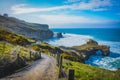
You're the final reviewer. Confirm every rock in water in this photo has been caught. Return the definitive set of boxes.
[56,32,63,38]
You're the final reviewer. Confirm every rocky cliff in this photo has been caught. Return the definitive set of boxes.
[59,39,110,62]
[0,14,53,40]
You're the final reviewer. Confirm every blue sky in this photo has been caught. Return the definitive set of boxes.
[0,0,120,28]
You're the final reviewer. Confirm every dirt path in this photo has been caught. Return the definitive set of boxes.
[1,54,58,80]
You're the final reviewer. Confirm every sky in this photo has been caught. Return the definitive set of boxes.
[0,0,120,28]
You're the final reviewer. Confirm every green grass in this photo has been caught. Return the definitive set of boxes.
[0,42,14,63]
[0,42,38,64]
[0,29,30,46]
[19,47,30,59]
[74,44,98,50]
[63,59,120,80]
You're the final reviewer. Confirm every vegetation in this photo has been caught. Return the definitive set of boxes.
[0,29,31,46]
[63,59,120,80]
[30,42,84,62]
[74,44,98,50]
[0,42,13,64]
[0,29,119,80]
[0,41,42,63]
[32,42,119,80]
[30,42,62,54]
[0,41,42,77]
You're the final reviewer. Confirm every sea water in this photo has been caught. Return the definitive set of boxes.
[45,28,120,71]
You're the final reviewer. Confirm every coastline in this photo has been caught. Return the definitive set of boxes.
[45,32,120,71]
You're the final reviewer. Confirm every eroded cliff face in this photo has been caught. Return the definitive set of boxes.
[59,39,110,62]
[0,14,53,40]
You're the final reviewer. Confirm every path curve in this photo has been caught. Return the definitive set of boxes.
[1,54,57,80]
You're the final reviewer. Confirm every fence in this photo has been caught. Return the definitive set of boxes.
[56,53,75,80]
[0,45,41,78]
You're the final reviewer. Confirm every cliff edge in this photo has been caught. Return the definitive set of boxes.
[0,14,53,40]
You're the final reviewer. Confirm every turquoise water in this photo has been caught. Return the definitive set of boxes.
[47,28,120,71]
[51,28,120,42]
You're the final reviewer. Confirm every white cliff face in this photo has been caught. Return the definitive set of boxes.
[0,14,53,40]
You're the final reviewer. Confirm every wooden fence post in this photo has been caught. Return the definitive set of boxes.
[57,53,60,66]
[39,51,41,58]
[17,53,20,64]
[30,50,32,60]
[68,69,74,80]
[17,53,20,59]
[59,55,63,78]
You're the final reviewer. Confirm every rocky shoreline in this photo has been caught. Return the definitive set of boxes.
[31,38,110,63]
[59,39,110,62]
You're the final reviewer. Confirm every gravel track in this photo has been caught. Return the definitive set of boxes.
[1,54,57,80]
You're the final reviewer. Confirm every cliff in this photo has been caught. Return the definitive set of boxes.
[0,14,53,40]
[59,39,110,62]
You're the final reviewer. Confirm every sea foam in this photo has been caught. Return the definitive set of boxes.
[45,33,93,47]
[45,33,120,71]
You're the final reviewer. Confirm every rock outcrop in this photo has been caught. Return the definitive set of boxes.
[86,39,98,45]
[60,39,110,62]
[0,14,53,40]
[56,32,63,38]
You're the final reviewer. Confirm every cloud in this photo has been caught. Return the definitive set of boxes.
[13,14,119,28]
[36,14,114,24]
[11,4,69,14]
[68,0,112,10]
[11,0,112,14]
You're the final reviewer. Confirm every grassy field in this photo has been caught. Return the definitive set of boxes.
[0,42,37,65]
[63,59,120,80]
[1,39,119,80]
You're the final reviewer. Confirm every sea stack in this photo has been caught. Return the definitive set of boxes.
[56,32,63,38]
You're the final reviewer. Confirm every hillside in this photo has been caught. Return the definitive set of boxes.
[0,29,31,45]
[0,29,41,78]
[0,14,53,40]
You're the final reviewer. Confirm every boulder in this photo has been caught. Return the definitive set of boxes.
[56,32,63,38]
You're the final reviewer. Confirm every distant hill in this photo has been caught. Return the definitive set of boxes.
[0,14,53,40]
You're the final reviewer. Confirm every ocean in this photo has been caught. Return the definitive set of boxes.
[45,28,120,71]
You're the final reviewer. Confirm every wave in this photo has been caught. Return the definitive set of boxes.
[45,33,93,47]
[45,33,120,71]
[98,41,120,54]
[85,55,120,71]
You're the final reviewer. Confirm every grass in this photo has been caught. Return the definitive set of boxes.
[19,47,30,59]
[0,42,14,63]
[0,29,30,46]
[74,44,98,50]
[63,59,120,80]
[0,42,38,64]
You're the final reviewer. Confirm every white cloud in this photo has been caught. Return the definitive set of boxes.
[69,0,112,10]
[14,14,119,28]
[36,14,111,24]
[11,4,70,14]
[11,0,112,14]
